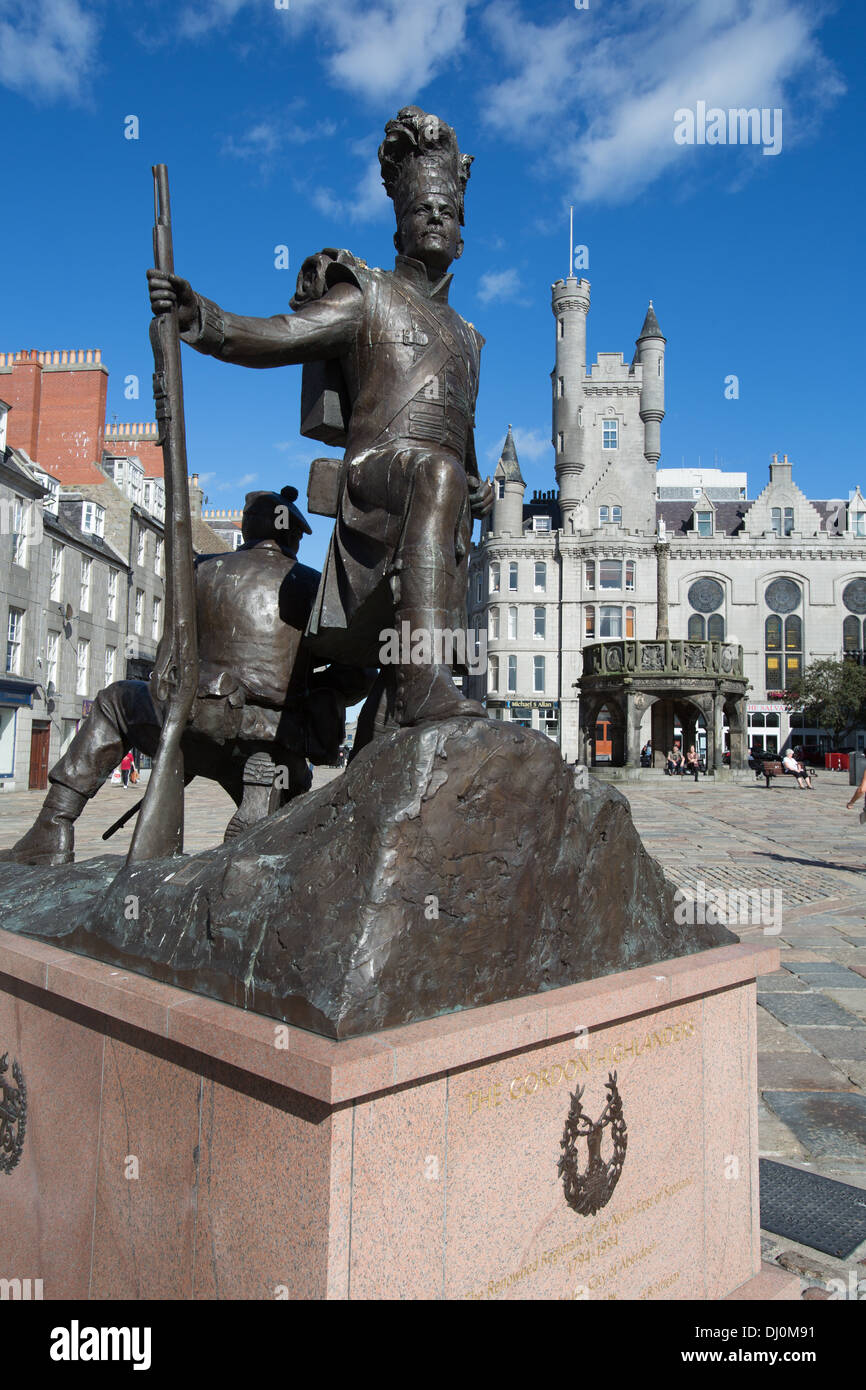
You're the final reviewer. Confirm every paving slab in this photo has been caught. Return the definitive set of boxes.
[757,1005,811,1053]
[758,1053,856,1092]
[756,970,810,992]
[763,1092,866,1161]
[819,990,866,1020]
[790,963,866,988]
[790,1029,866,1062]
[757,1099,808,1161]
[757,992,866,1029]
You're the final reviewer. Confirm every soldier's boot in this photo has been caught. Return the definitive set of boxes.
[223,752,282,841]
[0,783,88,867]
[390,555,487,727]
[0,699,130,867]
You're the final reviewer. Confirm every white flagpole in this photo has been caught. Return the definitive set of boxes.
[569,205,573,277]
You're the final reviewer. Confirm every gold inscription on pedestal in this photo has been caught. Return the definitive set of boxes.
[461,1177,695,1301]
[465,1018,695,1118]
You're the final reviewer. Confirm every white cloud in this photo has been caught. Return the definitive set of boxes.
[222,119,338,162]
[178,0,251,40]
[323,0,471,103]
[0,0,99,102]
[511,428,550,462]
[215,472,258,491]
[177,0,472,103]
[477,267,525,305]
[310,156,391,224]
[482,0,844,205]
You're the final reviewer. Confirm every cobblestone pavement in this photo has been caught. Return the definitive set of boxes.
[621,771,866,1296]
[2,766,865,1294]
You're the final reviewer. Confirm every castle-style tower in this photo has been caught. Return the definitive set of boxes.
[634,302,665,464]
[550,277,591,529]
[492,424,526,536]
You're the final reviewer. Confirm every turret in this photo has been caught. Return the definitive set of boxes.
[492,425,525,537]
[551,276,590,526]
[635,301,665,464]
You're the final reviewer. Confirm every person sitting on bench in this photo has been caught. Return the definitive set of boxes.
[782,748,812,789]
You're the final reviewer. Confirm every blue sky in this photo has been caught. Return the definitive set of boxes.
[1,0,862,572]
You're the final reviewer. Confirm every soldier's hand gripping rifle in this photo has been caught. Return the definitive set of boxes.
[126,166,199,863]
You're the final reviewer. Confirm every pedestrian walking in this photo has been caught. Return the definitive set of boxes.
[120,751,134,788]
[846,761,866,816]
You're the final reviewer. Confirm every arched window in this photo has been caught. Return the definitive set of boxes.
[489,607,500,640]
[843,615,861,652]
[488,656,499,692]
[489,562,500,593]
[688,614,705,640]
[508,562,518,591]
[534,607,546,639]
[785,614,802,685]
[708,614,725,640]
[507,607,517,640]
[765,615,782,692]
[625,606,635,639]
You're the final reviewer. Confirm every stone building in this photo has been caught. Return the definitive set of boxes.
[0,414,129,789]
[0,353,226,791]
[467,277,866,770]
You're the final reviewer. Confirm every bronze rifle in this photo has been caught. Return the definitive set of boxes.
[126,165,199,863]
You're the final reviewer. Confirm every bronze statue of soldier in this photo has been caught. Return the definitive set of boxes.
[147,106,493,735]
[2,489,368,866]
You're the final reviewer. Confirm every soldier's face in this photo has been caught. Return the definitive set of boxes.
[396,196,463,273]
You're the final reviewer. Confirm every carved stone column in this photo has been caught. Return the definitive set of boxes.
[624,689,643,768]
[713,693,725,771]
[655,541,670,641]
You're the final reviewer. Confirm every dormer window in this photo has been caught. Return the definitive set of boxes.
[533,515,551,533]
[599,505,622,525]
[497,479,505,499]
[127,463,143,505]
[696,511,713,537]
[81,501,105,538]
[33,472,59,516]
[851,511,866,537]
[771,506,794,537]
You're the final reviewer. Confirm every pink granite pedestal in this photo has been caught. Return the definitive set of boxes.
[0,929,799,1300]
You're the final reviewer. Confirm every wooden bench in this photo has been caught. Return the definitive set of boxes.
[760,759,784,787]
